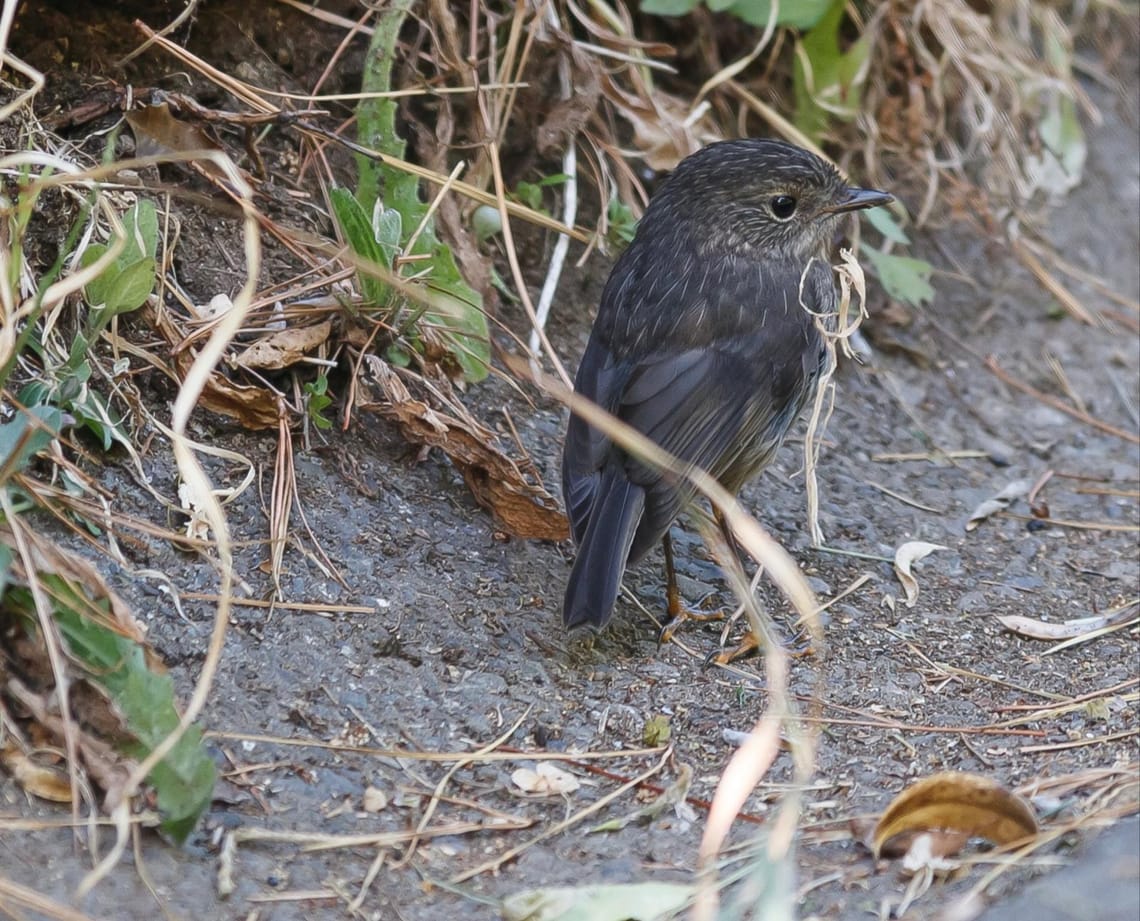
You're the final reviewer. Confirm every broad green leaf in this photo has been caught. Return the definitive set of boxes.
[330,187,392,305]
[640,0,700,14]
[793,0,870,140]
[79,242,114,308]
[864,206,910,245]
[71,387,129,451]
[728,0,833,29]
[862,248,935,307]
[373,206,403,268]
[105,257,157,314]
[353,0,489,381]
[46,579,216,842]
[0,405,63,480]
[126,198,159,262]
[80,200,159,312]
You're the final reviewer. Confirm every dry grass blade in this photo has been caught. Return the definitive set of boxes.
[0,877,101,921]
[84,147,261,895]
[985,356,1140,445]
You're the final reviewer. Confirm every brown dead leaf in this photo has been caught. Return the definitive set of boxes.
[874,772,1039,859]
[233,319,332,371]
[142,302,281,429]
[357,357,568,541]
[126,100,224,160]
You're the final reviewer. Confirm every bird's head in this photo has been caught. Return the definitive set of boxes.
[644,139,893,263]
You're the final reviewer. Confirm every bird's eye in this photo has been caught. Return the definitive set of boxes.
[769,195,797,220]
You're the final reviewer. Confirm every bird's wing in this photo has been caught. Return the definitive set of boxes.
[617,341,803,555]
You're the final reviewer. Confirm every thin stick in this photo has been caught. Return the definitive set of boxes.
[985,355,1139,445]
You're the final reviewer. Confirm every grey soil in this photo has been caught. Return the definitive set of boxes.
[1,6,1137,921]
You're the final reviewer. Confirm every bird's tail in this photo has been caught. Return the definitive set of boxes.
[562,472,645,630]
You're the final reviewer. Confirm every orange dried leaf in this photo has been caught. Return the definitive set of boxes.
[873,772,1038,859]
[359,358,568,541]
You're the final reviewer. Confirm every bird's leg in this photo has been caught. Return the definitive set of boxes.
[657,530,725,646]
[707,510,814,664]
[707,509,762,663]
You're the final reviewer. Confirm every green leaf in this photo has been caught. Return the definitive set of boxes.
[105,257,157,315]
[126,198,159,262]
[606,198,639,249]
[303,374,333,430]
[330,187,393,306]
[0,405,63,480]
[70,387,130,451]
[862,248,935,307]
[793,0,870,141]
[47,580,215,842]
[373,206,403,269]
[352,1,490,381]
[79,242,114,307]
[728,0,833,29]
[79,200,158,315]
[0,544,12,597]
[640,0,699,14]
[514,180,545,212]
[864,206,910,245]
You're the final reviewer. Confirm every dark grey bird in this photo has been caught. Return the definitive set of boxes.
[561,138,891,653]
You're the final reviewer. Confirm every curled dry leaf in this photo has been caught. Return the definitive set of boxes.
[511,762,580,796]
[966,479,1034,531]
[233,319,332,371]
[357,357,569,541]
[0,743,73,803]
[997,602,1139,640]
[893,541,946,607]
[873,771,1039,860]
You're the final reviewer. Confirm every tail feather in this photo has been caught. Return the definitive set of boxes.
[562,473,645,630]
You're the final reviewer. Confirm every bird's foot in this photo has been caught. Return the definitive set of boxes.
[704,627,816,666]
[657,601,726,647]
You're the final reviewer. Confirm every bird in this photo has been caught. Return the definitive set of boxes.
[560,138,891,656]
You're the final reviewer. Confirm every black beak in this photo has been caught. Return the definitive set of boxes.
[824,186,894,214]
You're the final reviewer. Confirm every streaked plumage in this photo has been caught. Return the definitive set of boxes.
[561,139,891,633]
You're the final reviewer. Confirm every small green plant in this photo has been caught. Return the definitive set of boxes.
[334,0,490,383]
[303,372,334,430]
[641,0,833,30]
[19,198,159,450]
[606,197,639,248]
[1,181,214,844]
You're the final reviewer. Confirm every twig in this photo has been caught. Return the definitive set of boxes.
[984,355,1139,445]
[1020,727,1139,754]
